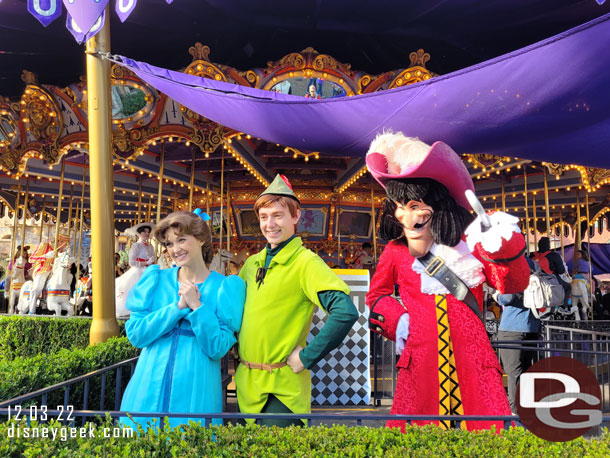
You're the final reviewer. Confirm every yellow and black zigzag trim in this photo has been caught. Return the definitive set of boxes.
[436,294,464,430]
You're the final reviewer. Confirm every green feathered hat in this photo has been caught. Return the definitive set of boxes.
[259,174,300,204]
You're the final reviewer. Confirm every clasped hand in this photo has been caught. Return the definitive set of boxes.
[177,280,202,311]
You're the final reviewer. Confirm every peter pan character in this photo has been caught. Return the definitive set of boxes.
[236,174,359,426]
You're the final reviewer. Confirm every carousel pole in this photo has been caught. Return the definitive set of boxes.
[188,149,195,211]
[72,201,80,256]
[219,151,224,253]
[560,211,565,259]
[226,182,231,252]
[501,178,506,212]
[156,143,165,223]
[585,191,594,319]
[19,179,30,257]
[9,180,22,264]
[206,172,211,230]
[337,194,341,266]
[523,169,530,255]
[371,185,377,264]
[543,168,551,238]
[576,192,582,251]
[75,168,87,290]
[38,200,45,244]
[66,184,74,242]
[136,176,142,224]
[146,195,152,222]
[53,157,65,253]
[532,193,538,250]
[86,5,120,343]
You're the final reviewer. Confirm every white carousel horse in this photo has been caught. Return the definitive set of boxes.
[71,262,92,315]
[7,256,26,314]
[18,251,75,316]
[19,249,55,314]
[571,275,592,320]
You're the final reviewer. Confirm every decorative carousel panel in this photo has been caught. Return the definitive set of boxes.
[257,48,361,97]
[335,208,374,239]
[0,104,20,150]
[298,207,329,237]
[18,86,61,146]
[181,44,228,129]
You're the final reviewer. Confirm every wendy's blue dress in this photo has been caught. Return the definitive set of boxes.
[119,265,245,429]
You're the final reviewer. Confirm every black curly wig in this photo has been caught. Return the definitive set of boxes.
[379,178,474,247]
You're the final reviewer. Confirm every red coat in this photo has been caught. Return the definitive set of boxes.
[367,234,529,431]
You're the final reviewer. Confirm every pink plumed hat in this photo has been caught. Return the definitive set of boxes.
[366,132,474,208]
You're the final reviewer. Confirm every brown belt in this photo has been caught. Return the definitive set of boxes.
[240,359,287,374]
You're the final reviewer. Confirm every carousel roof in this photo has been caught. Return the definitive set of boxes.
[0,0,609,242]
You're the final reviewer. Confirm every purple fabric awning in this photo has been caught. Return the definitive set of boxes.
[116,12,610,168]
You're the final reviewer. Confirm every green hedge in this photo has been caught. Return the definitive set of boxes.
[0,337,139,410]
[0,421,608,457]
[0,315,126,361]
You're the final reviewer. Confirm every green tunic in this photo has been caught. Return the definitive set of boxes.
[236,236,351,416]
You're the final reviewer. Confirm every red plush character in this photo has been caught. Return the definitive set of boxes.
[365,132,529,431]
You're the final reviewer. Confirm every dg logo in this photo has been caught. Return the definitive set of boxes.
[517,356,602,441]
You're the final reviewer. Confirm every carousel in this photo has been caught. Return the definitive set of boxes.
[1,24,610,330]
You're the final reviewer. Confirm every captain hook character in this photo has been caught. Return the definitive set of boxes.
[365,132,529,431]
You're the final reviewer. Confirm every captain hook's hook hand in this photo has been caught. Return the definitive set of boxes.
[464,189,523,254]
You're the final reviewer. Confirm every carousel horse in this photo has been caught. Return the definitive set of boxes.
[209,249,234,275]
[71,262,92,316]
[18,251,75,316]
[571,275,592,320]
[7,256,26,314]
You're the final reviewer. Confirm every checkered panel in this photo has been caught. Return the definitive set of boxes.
[308,270,371,405]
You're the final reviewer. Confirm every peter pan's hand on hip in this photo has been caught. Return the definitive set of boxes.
[287,345,305,373]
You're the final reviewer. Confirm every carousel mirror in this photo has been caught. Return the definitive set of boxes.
[270,77,347,99]
[111,83,149,119]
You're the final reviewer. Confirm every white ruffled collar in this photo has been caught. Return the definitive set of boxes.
[412,241,485,295]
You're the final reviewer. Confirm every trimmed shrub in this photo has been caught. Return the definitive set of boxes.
[0,337,139,409]
[0,315,126,361]
[0,420,609,457]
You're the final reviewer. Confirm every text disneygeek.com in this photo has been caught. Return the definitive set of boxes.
[7,423,134,441]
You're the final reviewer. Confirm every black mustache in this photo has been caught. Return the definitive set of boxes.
[413,218,431,229]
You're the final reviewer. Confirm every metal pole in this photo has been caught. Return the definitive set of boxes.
[76,171,87,288]
[543,168,551,236]
[72,201,80,257]
[524,169,530,256]
[532,193,538,250]
[226,182,231,252]
[337,194,341,266]
[188,149,195,211]
[219,151,224,253]
[585,191,593,319]
[156,143,165,223]
[19,178,30,257]
[53,157,65,253]
[501,179,506,213]
[560,211,565,259]
[66,184,74,242]
[86,5,120,344]
[206,172,211,232]
[137,175,142,224]
[576,192,581,251]
[9,180,22,264]
[371,185,377,264]
[146,195,152,222]
[38,200,45,244]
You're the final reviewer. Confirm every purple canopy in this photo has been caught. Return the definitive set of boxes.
[116,12,610,168]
